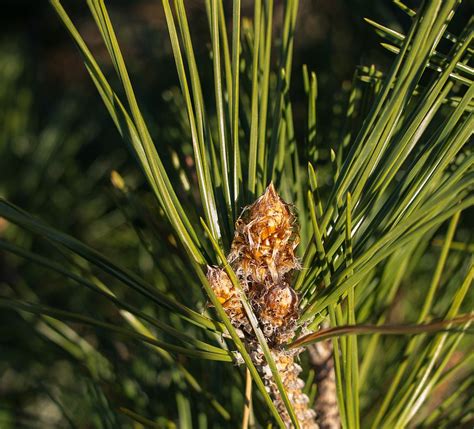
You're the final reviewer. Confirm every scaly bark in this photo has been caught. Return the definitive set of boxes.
[308,340,340,429]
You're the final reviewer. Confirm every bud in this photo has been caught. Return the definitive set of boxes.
[206,266,249,332]
[259,284,299,333]
[228,183,300,284]
[206,266,233,304]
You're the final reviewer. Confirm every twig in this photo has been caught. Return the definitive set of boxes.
[308,339,341,429]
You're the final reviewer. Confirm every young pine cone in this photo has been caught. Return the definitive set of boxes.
[206,183,318,428]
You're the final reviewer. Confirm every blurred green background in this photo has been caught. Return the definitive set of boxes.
[0,1,472,428]
[0,0,403,233]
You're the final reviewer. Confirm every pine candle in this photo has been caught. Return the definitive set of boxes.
[208,184,318,428]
